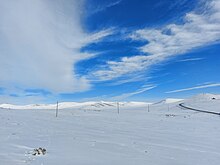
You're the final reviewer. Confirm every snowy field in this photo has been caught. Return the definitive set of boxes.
[0,94,220,165]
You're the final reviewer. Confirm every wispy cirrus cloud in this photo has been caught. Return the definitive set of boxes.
[0,0,112,96]
[108,75,151,86]
[90,0,122,14]
[166,83,220,93]
[92,0,220,81]
[111,84,157,100]
[177,57,205,62]
[79,84,156,101]
[93,55,155,81]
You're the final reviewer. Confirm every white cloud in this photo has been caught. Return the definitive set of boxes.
[93,55,154,81]
[178,57,204,62]
[166,83,220,93]
[90,0,122,14]
[108,75,151,86]
[111,84,156,100]
[93,0,220,81]
[0,0,112,94]
[0,94,53,105]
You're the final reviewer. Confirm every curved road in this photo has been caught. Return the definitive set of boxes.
[179,103,220,116]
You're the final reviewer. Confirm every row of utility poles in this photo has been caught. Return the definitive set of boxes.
[54,101,171,117]
[115,103,171,113]
[55,101,121,117]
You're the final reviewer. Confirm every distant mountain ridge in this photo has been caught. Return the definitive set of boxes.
[0,101,151,110]
[153,98,184,105]
[1,93,219,110]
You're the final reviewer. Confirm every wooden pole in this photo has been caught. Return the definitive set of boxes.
[117,102,119,114]
[56,101,59,117]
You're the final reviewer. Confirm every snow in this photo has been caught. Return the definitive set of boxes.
[153,98,183,105]
[0,101,151,110]
[0,94,220,165]
[186,93,220,102]
[183,93,220,113]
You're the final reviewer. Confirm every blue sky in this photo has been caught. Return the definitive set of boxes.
[0,0,220,104]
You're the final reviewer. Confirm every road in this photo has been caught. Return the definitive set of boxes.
[179,103,220,115]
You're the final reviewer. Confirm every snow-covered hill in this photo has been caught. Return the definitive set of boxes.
[153,98,183,105]
[187,93,220,102]
[0,101,151,110]
[182,93,220,113]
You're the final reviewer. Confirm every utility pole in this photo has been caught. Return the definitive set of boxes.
[117,102,120,114]
[56,101,59,117]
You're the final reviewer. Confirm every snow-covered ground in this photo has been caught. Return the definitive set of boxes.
[0,94,220,165]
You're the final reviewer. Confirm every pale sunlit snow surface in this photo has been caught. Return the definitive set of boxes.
[0,94,220,165]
